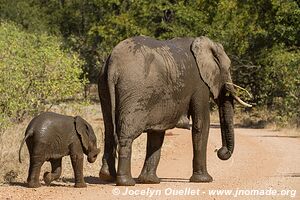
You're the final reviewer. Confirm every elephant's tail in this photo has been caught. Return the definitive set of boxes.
[18,129,33,163]
[107,57,119,158]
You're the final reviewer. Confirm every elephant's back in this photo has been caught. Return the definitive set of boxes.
[108,36,201,101]
[31,112,72,126]
[109,36,197,83]
[27,112,75,157]
[113,36,168,52]
[29,112,74,138]
[111,36,194,59]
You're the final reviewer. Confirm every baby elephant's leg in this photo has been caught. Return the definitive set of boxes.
[27,156,44,188]
[44,158,62,185]
[70,153,86,188]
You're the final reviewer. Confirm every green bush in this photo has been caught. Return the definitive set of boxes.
[1,0,298,127]
[0,21,86,131]
[259,45,300,126]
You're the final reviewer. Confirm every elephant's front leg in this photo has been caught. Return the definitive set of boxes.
[138,131,165,184]
[190,103,213,182]
[116,137,135,186]
[44,158,62,185]
[70,153,86,188]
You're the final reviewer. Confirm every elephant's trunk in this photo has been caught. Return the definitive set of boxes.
[88,148,100,163]
[217,88,234,160]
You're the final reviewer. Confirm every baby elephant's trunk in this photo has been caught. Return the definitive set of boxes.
[87,148,100,163]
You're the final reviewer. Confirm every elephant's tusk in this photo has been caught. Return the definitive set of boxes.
[226,82,253,98]
[233,94,253,107]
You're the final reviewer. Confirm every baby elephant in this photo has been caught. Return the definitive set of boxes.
[19,112,100,188]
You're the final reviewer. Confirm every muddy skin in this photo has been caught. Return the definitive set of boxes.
[175,115,190,130]
[18,112,100,188]
[99,36,237,186]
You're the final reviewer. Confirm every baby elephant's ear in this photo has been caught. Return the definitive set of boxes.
[74,116,89,152]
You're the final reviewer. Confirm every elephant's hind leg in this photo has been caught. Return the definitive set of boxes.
[44,158,62,185]
[116,136,136,186]
[116,114,145,186]
[99,154,116,182]
[138,131,165,184]
[99,130,116,182]
[27,156,44,188]
[98,81,117,182]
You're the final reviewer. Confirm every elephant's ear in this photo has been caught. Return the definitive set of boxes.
[191,36,231,99]
[74,116,89,152]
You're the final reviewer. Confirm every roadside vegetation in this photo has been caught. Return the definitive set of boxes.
[0,22,86,131]
[1,0,298,130]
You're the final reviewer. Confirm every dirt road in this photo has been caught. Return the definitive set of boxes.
[1,125,299,200]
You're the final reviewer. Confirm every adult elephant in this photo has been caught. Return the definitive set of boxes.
[98,36,251,186]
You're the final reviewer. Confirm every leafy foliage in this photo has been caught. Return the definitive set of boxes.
[0,21,86,130]
[259,45,299,125]
[0,0,299,126]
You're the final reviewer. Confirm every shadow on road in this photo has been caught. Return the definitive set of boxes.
[63,176,114,185]
[280,173,300,177]
[160,178,190,183]
[85,176,115,185]
[8,176,115,188]
[8,181,27,187]
[258,135,300,138]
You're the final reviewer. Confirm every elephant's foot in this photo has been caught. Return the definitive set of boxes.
[43,172,52,185]
[28,181,41,188]
[74,182,87,188]
[116,175,136,186]
[99,166,116,182]
[138,173,160,184]
[190,172,213,183]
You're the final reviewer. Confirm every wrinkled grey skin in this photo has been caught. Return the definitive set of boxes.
[98,36,236,186]
[19,112,100,188]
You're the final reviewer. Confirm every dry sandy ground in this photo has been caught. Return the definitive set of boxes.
[0,125,299,200]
